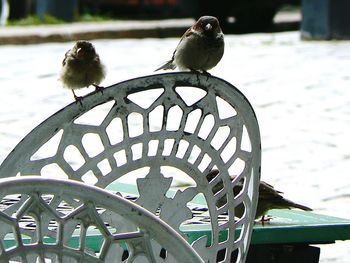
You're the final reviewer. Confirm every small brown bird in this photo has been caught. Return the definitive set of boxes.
[155,16,224,74]
[251,180,312,221]
[207,169,312,221]
[60,40,106,101]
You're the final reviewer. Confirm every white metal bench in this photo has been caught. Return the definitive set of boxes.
[0,72,261,263]
[0,176,203,262]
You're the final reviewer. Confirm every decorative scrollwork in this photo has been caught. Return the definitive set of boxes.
[0,73,261,263]
[0,177,202,262]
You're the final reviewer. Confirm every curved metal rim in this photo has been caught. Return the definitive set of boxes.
[0,176,204,263]
[0,72,261,178]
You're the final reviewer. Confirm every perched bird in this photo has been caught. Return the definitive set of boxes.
[60,40,106,101]
[155,16,224,74]
[251,180,312,221]
[207,169,312,221]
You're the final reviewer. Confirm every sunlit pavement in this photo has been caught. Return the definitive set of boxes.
[0,28,349,262]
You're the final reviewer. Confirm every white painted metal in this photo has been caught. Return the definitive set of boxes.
[0,176,203,262]
[0,72,261,262]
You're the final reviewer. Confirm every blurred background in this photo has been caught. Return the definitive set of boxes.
[1,0,301,32]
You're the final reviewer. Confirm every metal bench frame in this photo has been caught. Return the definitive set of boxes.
[0,72,261,262]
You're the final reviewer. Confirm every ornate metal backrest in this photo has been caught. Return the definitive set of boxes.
[0,72,261,263]
[0,177,203,263]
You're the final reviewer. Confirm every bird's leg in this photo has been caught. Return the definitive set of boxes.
[72,90,83,104]
[92,84,104,94]
[190,69,201,83]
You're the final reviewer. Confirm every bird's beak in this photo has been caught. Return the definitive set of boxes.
[205,23,212,31]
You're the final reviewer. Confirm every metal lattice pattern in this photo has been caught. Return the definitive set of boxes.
[0,73,261,263]
[0,177,203,263]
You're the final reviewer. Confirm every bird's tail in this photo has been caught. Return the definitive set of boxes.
[282,198,312,211]
[155,60,176,71]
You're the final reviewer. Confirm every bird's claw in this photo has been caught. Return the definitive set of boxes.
[190,69,211,82]
[190,69,202,83]
[74,96,83,105]
[72,90,83,105]
[259,215,274,226]
[202,70,211,81]
[93,84,104,94]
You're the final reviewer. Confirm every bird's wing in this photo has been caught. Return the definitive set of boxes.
[171,27,196,59]
[155,26,197,71]
[260,181,283,194]
[259,182,284,200]
[259,181,312,211]
[270,197,313,211]
[62,49,71,66]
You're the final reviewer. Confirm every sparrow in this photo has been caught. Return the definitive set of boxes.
[60,40,106,101]
[207,170,312,221]
[155,16,224,74]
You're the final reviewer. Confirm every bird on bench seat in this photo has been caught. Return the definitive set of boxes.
[207,169,312,222]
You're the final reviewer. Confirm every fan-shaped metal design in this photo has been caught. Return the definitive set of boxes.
[0,72,261,263]
[0,177,203,262]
